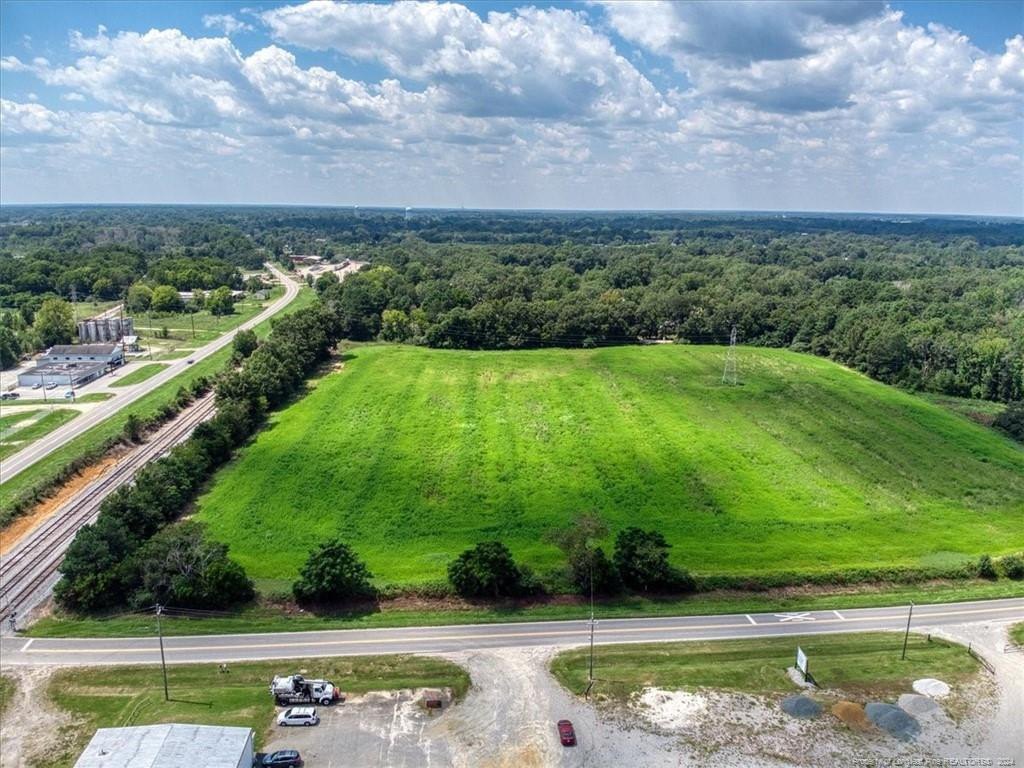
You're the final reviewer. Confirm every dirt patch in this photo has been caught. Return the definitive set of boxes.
[0,666,81,768]
[0,456,120,555]
[831,701,871,730]
[635,688,708,727]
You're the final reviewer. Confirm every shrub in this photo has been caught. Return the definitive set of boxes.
[233,328,258,359]
[130,522,254,609]
[293,538,375,604]
[546,513,622,596]
[614,527,694,593]
[977,554,998,580]
[447,541,526,598]
[1001,554,1024,580]
[994,402,1024,443]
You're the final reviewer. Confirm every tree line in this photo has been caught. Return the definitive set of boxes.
[317,235,1024,405]
[54,307,342,612]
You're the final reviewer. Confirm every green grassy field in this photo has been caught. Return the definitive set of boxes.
[0,285,316,521]
[135,287,284,357]
[43,655,469,768]
[196,344,1024,589]
[108,363,169,387]
[550,632,979,700]
[0,408,80,460]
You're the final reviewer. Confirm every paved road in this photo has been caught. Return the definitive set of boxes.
[2,597,1020,666]
[0,265,300,484]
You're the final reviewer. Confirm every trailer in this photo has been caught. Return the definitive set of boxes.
[270,675,341,706]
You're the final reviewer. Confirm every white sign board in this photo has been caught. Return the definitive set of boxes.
[795,646,808,676]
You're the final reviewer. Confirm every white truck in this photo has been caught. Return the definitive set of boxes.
[270,675,341,706]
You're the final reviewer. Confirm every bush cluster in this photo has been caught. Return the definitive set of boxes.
[55,305,343,613]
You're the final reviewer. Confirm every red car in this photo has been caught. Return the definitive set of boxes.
[557,719,576,746]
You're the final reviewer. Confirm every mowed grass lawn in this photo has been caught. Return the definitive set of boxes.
[0,408,80,460]
[196,345,1024,588]
[45,656,469,768]
[550,632,979,700]
[108,362,169,387]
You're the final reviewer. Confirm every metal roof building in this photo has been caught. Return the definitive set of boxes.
[73,724,254,768]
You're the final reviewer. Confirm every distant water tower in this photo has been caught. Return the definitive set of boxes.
[404,206,412,223]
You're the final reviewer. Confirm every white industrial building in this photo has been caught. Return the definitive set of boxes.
[17,344,124,388]
[74,724,254,768]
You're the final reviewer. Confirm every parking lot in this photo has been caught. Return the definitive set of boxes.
[263,689,455,768]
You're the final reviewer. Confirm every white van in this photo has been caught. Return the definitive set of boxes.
[276,707,319,727]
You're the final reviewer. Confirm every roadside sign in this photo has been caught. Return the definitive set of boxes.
[796,646,808,677]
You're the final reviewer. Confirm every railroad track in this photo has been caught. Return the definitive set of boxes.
[0,393,217,624]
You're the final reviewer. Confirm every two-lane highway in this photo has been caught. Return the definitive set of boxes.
[2,597,1020,666]
[0,264,300,484]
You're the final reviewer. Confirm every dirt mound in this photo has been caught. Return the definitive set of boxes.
[831,701,871,730]
[912,678,950,698]
[865,702,921,741]
[781,695,822,719]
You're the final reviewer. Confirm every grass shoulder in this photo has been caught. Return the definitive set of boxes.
[1010,622,1024,646]
[550,632,979,701]
[0,674,14,720]
[7,393,114,406]
[43,654,468,768]
[26,579,1023,638]
[108,363,170,387]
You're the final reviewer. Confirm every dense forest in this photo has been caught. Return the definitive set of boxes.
[2,205,1022,403]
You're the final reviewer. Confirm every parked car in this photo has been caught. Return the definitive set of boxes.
[254,750,304,767]
[276,707,319,727]
[0,392,19,400]
[557,720,576,747]
[45,382,58,390]
[64,391,75,399]
[31,382,42,390]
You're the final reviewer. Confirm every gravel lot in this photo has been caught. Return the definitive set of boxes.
[263,689,455,768]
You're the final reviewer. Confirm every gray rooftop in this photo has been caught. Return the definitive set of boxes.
[47,344,121,356]
[74,724,253,768]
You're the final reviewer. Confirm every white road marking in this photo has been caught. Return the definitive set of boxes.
[20,639,33,651]
[745,614,757,625]
[774,612,815,623]
[833,610,845,620]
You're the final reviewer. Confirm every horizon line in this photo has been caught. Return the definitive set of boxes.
[0,202,1021,221]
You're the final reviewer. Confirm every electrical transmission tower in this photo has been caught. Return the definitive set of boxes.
[722,325,738,385]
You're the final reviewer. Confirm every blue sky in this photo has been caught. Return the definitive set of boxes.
[1,1,1021,214]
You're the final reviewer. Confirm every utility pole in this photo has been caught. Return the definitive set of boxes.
[585,555,597,699]
[722,325,738,386]
[901,602,914,660]
[190,309,196,340]
[156,604,169,700]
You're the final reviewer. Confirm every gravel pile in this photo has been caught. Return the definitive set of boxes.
[865,702,921,741]
[898,693,941,718]
[781,695,822,719]
[912,678,950,698]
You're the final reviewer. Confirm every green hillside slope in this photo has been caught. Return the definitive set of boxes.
[196,345,1024,588]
